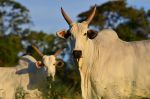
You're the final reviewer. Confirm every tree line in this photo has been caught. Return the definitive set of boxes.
[1,0,150,67]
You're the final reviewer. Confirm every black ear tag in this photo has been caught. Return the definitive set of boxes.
[87,29,98,39]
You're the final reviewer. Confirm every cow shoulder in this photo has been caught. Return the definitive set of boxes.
[94,29,119,43]
[100,29,118,40]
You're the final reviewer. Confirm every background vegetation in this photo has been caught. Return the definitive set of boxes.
[0,0,150,98]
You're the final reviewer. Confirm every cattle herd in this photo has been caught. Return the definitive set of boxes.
[0,5,150,99]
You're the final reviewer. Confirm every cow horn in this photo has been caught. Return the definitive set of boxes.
[86,5,96,24]
[61,7,73,25]
[31,45,44,57]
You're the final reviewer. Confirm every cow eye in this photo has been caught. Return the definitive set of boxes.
[84,33,87,36]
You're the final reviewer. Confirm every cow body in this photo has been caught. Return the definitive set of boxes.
[78,29,150,99]
[58,6,150,99]
[0,67,46,99]
[0,55,47,99]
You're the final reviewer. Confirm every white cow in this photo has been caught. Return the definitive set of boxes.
[0,45,64,99]
[31,45,64,81]
[57,6,150,99]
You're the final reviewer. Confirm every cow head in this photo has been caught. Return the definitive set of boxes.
[31,45,64,79]
[57,6,97,60]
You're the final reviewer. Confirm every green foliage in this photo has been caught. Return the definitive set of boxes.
[42,66,81,99]
[0,0,31,36]
[22,30,55,56]
[0,34,23,66]
[0,0,32,66]
[78,0,150,41]
[15,86,26,99]
[22,30,67,60]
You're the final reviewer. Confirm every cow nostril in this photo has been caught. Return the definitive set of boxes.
[73,50,82,59]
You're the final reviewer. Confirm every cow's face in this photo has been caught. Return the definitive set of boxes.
[57,6,97,59]
[42,55,56,77]
[70,22,89,51]
[57,22,88,59]
[31,45,64,80]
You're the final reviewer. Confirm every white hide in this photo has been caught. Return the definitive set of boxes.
[79,29,150,99]
[0,55,47,99]
[42,55,56,81]
[58,22,150,99]
[0,54,57,99]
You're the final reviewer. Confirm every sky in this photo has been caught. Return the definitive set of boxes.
[16,0,150,34]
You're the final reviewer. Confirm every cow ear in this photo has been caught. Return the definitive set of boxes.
[56,29,66,39]
[56,29,70,39]
[87,29,98,39]
[35,61,43,68]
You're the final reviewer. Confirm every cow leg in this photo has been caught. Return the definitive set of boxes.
[0,89,5,99]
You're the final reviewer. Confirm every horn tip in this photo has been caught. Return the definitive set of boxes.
[61,7,65,14]
[61,7,64,11]
[94,4,97,10]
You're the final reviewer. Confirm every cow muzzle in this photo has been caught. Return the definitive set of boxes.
[73,50,82,59]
